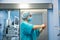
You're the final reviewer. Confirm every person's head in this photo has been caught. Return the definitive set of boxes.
[22,11,32,22]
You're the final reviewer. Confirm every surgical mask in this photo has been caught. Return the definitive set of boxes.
[28,17,32,22]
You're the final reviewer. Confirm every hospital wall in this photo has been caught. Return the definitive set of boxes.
[48,0,59,40]
[0,0,59,40]
[58,0,60,27]
[58,0,60,40]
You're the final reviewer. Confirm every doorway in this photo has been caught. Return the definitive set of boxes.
[20,9,48,40]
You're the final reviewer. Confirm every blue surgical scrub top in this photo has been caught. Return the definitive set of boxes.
[20,21,40,40]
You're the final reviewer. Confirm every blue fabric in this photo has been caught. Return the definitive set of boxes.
[20,21,40,40]
[27,17,32,22]
[22,12,30,19]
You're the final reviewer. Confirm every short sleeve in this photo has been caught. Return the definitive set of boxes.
[23,22,34,34]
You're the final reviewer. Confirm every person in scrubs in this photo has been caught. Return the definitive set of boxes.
[20,12,46,40]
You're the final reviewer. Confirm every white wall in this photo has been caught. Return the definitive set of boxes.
[49,0,59,40]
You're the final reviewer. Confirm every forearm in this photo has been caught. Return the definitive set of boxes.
[33,25,42,30]
[33,24,46,30]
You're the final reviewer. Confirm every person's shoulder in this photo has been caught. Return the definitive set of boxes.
[21,21,33,26]
[21,21,27,25]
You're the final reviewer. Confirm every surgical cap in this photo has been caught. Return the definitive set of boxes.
[22,12,31,20]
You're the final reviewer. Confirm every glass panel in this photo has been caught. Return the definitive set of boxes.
[0,10,19,40]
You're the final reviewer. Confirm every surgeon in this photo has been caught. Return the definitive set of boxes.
[20,11,46,40]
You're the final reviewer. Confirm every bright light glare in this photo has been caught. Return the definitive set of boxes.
[8,11,10,19]
[20,4,29,8]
